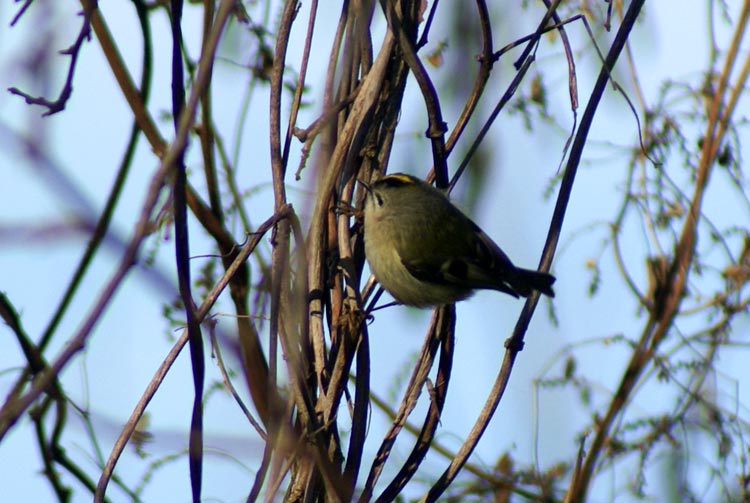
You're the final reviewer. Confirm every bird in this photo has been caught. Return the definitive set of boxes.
[362,173,555,307]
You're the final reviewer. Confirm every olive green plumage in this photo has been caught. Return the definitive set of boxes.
[363,173,555,307]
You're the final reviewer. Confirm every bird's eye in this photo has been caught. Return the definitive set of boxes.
[375,193,384,207]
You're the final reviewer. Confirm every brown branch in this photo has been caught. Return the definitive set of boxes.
[380,0,449,187]
[450,53,534,192]
[443,0,493,156]
[423,2,646,501]
[563,1,748,501]
[196,1,223,223]
[208,325,266,439]
[0,0,236,448]
[282,0,319,169]
[358,308,445,502]
[88,1,167,156]
[184,183,273,427]
[94,205,294,502]
[375,306,456,503]
[306,28,397,403]
[38,0,153,354]
[513,0,563,70]
[342,324,371,500]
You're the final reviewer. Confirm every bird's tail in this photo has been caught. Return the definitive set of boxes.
[512,268,556,297]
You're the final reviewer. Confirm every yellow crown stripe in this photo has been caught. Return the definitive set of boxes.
[381,173,419,186]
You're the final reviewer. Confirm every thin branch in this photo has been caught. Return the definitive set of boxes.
[8,0,95,115]
[38,0,152,355]
[375,306,455,503]
[380,0,449,188]
[0,0,236,449]
[442,0,493,156]
[423,2,646,501]
[94,205,293,502]
[358,309,444,502]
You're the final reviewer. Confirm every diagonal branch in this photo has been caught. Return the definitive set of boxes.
[423,1,646,501]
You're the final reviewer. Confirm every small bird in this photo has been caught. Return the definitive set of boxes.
[362,173,555,307]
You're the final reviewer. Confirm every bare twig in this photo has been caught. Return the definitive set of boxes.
[358,308,445,502]
[423,2,646,501]
[566,1,750,500]
[380,0,449,187]
[94,205,293,502]
[0,0,235,452]
[9,0,95,115]
[375,306,455,503]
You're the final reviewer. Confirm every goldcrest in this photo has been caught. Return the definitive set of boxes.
[362,173,555,307]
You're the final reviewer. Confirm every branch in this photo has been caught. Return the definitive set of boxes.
[8,0,95,115]
[94,205,294,502]
[423,1,646,501]
[0,0,237,446]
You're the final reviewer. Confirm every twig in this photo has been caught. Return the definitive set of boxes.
[94,205,294,502]
[358,308,445,502]
[8,0,95,115]
[375,306,455,503]
[423,1,646,501]
[380,0,449,188]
